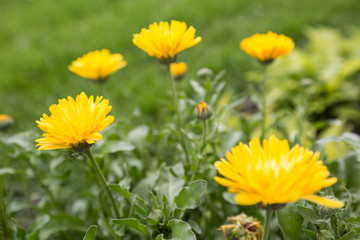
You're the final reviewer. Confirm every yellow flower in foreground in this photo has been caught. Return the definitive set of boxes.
[170,62,187,80]
[214,135,344,208]
[35,92,114,151]
[68,49,127,82]
[240,31,294,63]
[133,20,201,64]
[0,113,13,130]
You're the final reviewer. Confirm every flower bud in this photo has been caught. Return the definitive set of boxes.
[194,102,213,120]
[0,114,13,131]
[170,62,187,81]
[318,196,340,216]
[316,229,335,240]
[196,67,214,80]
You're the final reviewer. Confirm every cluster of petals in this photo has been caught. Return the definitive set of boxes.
[68,49,126,81]
[240,31,294,63]
[133,20,201,63]
[214,135,344,208]
[35,92,114,150]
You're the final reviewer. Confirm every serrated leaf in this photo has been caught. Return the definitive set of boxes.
[82,225,97,240]
[339,230,355,240]
[109,184,149,217]
[277,203,304,240]
[296,205,318,223]
[175,180,207,210]
[112,218,150,235]
[168,219,196,240]
[155,166,185,210]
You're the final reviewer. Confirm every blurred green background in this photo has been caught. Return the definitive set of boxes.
[1,0,360,132]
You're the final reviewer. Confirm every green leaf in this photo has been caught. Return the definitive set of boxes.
[155,234,165,240]
[277,203,304,240]
[82,225,97,240]
[102,141,135,153]
[339,230,355,240]
[38,215,86,240]
[14,227,27,240]
[109,183,149,217]
[175,180,207,210]
[345,153,360,189]
[155,166,185,209]
[167,219,196,240]
[112,218,150,235]
[189,79,205,99]
[303,229,316,240]
[0,168,22,176]
[296,205,318,223]
[127,125,149,145]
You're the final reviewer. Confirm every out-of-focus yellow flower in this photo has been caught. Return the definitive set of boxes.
[35,92,114,151]
[194,101,213,120]
[133,20,201,64]
[170,62,187,80]
[240,31,294,63]
[68,49,126,82]
[214,135,344,208]
[0,114,13,130]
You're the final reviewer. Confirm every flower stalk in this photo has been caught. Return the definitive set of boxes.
[169,71,190,164]
[200,119,207,151]
[261,208,274,240]
[85,148,120,219]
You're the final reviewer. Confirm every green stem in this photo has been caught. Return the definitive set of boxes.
[260,65,268,142]
[168,72,190,164]
[191,119,207,181]
[85,148,120,219]
[261,208,274,240]
[200,119,207,151]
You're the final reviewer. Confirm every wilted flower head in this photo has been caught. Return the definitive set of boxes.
[194,102,213,120]
[240,31,294,64]
[214,135,344,209]
[219,213,263,240]
[68,49,127,82]
[170,62,187,81]
[35,92,114,151]
[0,114,13,130]
[133,20,201,64]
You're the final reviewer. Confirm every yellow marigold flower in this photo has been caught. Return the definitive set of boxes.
[214,135,344,209]
[170,62,187,80]
[35,92,114,151]
[68,49,127,82]
[0,114,13,130]
[133,20,202,64]
[240,31,294,63]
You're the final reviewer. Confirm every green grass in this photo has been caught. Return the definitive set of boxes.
[1,0,360,132]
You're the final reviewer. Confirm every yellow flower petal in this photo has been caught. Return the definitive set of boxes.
[240,31,294,63]
[35,92,114,151]
[69,49,126,81]
[214,135,344,208]
[133,20,201,63]
[302,195,344,208]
